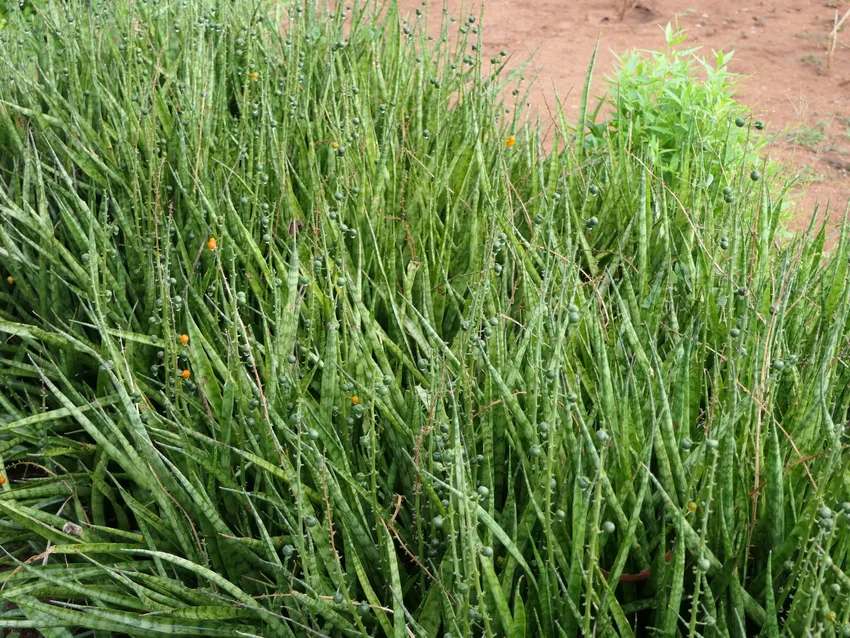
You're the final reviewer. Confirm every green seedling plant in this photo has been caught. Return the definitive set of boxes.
[597,25,782,206]
[0,1,848,636]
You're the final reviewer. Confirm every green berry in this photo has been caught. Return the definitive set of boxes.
[735,116,745,127]
[755,120,765,130]
[680,437,693,451]
[333,591,344,604]
[529,444,542,457]
[432,516,444,529]
[480,546,493,557]
[750,170,761,181]
[697,558,711,571]
[305,515,317,527]
[601,521,615,534]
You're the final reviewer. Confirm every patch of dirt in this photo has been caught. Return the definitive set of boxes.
[399,0,850,234]
[624,4,659,24]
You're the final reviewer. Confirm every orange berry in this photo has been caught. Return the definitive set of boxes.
[0,476,6,485]
[181,369,191,379]
[207,237,217,251]
[331,142,340,150]
[250,72,259,79]
[6,276,13,284]
[180,334,189,345]
[506,135,516,148]
[687,502,697,513]
[351,396,360,405]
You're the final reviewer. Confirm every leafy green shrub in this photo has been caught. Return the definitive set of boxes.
[0,1,848,636]
[592,25,776,193]
[0,0,39,28]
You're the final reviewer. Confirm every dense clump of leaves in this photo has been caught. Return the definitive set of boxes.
[0,0,848,636]
[594,25,778,195]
